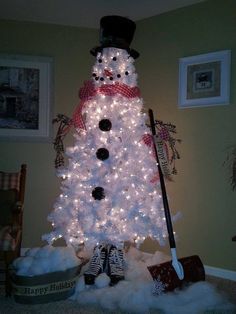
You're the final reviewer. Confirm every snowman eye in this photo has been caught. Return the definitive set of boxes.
[117,74,121,78]
[125,71,129,75]
[112,57,117,61]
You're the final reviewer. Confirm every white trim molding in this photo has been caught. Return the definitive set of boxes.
[204,265,236,281]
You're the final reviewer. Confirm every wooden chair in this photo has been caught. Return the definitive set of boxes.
[0,164,26,296]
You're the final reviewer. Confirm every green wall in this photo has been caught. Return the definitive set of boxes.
[136,0,236,271]
[0,20,97,248]
[0,0,235,271]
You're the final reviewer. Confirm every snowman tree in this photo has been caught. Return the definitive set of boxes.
[43,16,169,286]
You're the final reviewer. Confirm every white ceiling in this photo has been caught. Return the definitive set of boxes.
[0,0,205,29]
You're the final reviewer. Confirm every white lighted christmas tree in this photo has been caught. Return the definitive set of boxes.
[43,16,169,285]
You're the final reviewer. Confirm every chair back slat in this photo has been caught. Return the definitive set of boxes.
[19,165,26,203]
[0,172,20,191]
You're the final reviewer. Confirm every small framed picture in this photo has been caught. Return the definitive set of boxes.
[0,54,53,141]
[178,50,231,108]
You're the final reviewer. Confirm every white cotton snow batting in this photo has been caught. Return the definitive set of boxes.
[119,281,153,313]
[13,246,80,276]
[25,247,41,257]
[74,248,235,314]
[62,247,80,269]
[74,275,86,294]
[95,273,110,288]
[150,281,235,314]
[13,256,34,276]
[34,245,55,258]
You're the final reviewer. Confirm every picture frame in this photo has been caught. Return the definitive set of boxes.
[178,50,231,108]
[0,54,53,141]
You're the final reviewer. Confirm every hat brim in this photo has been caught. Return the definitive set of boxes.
[90,45,139,59]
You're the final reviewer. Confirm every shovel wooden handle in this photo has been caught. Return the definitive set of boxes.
[148,109,176,249]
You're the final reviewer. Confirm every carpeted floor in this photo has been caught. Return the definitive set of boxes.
[0,276,235,314]
[206,275,236,306]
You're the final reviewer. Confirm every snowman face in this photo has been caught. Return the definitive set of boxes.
[92,47,137,87]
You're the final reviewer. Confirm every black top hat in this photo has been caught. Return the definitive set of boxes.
[90,15,139,59]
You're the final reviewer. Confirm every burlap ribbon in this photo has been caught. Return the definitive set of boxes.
[142,133,171,182]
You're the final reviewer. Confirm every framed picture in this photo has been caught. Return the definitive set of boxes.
[178,50,231,108]
[0,54,53,141]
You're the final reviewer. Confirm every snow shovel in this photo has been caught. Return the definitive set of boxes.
[147,109,205,294]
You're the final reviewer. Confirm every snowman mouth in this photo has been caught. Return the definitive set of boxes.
[104,69,113,77]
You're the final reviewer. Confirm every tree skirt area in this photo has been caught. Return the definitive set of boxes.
[0,247,235,314]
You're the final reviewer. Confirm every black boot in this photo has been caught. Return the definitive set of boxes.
[84,244,107,285]
[108,245,125,286]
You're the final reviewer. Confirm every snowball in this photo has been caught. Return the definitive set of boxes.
[62,246,80,269]
[35,245,55,258]
[125,246,143,261]
[16,256,34,270]
[119,281,152,313]
[74,275,86,294]
[25,247,40,257]
[146,250,170,266]
[32,257,50,273]
[48,247,69,271]
[28,264,44,276]
[95,272,110,288]
[14,245,81,277]
[16,268,30,276]
[12,256,26,269]
[63,254,80,269]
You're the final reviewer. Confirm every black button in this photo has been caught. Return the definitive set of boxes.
[99,119,112,131]
[92,187,105,200]
[96,148,109,161]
